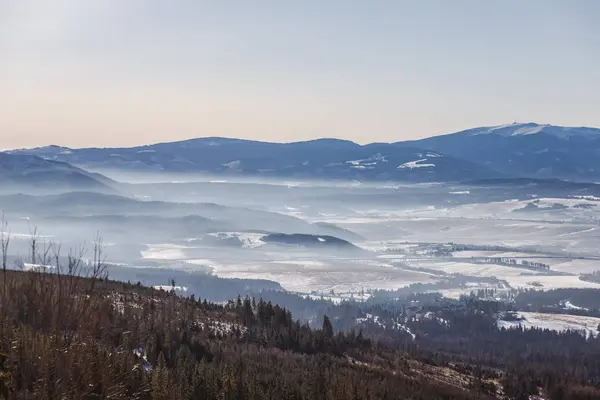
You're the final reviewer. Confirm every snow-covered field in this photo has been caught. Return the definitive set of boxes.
[204,259,434,294]
[451,251,600,275]
[498,312,600,338]
[133,184,600,297]
[141,244,192,260]
[140,243,434,294]
[409,260,541,277]
[401,197,600,220]
[139,238,600,296]
[502,275,600,290]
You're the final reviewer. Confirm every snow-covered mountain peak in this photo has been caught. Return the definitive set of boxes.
[469,123,600,139]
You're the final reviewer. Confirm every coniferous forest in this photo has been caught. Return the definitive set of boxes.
[1,243,600,399]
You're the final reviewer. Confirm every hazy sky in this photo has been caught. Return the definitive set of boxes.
[1,0,599,149]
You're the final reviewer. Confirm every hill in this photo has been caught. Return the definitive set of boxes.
[261,233,362,251]
[10,139,502,183]
[0,152,114,194]
[0,191,360,243]
[2,236,600,398]
[13,122,600,183]
[399,122,600,181]
[0,268,490,399]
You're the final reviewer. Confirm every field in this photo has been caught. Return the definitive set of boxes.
[498,312,600,338]
[5,179,600,299]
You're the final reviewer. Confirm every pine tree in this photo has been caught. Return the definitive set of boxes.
[322,315,334,338]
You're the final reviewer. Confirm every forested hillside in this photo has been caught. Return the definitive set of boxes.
[0,265,493,400]
[1,240,600,399]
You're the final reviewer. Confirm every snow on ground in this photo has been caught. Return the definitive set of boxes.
[497,312,600,338]
[304,294,345,304]
[345,216,600,255]
[198,319,247,337]
[272,260,327,268]
[451,250,499,258]
[356,314,416,339]
[502,275,600,290]
[200,258,434,294]
[0,232,54,240]
[183,259,225,273]
[348,259,394,268]
[132,348,153,371]
[346,154,387,169]
[400,197,600,221]
[141,244,192,260]
[206,232,266,248]
[23,263,54,271]
[135,198,600,296]
[563,300,587,311]
[450,251,600,275]
[398,159,435,169]
[153,285,189,292]
[361,241,418,252]
[449,191,470,195]
[434,276,600,299]
[542,259,600,275]
[410,260,539,277]
[572,195,600,201]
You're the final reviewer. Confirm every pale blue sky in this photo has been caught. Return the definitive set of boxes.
[1,0,599,148]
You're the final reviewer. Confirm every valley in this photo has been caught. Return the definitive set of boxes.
[4,124,600,399]
[5,2,600,396]
[2,170,600,305]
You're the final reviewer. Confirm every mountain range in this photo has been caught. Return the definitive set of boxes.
[398,122,600,181]
[5,122,600,184]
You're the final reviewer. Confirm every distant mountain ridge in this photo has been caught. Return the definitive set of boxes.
[450,122,600,139]
[9,122,600,182]
[9,138,501,183]
[0,152,114,193]
[397,122,600,181]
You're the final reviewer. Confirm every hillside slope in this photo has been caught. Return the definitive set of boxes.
[11,139,502,182]
[0,268,491,400]
[15,122,600,182]
[399,123,600,181]
[0,152,114,193]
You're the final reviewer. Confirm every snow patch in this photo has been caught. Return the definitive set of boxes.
[563,300,587,311]
[153,285,188,292]
[223,160,241,169]
[498,312,600,338]
[449,191,470,195]
[398,159,435,169]
[23,263,54,271]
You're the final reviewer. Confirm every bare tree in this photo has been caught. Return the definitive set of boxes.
[91,232,108,281]
[1,214,9,282]
[1,213,10,324]
[28,225,39,266]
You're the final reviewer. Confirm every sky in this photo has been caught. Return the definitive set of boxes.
[1,0,599,149]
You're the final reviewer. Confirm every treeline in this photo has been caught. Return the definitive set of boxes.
[472,257,550,271]
[581,270,600,284]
